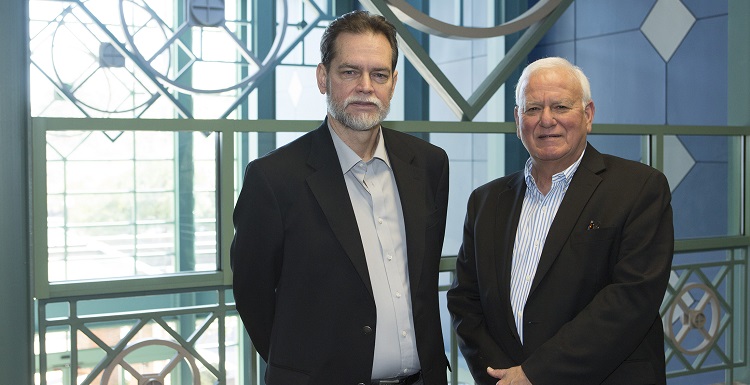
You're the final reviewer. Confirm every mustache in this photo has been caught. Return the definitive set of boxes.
[344,96,383,108]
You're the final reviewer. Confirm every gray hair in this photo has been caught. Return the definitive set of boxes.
[515,57,592,108]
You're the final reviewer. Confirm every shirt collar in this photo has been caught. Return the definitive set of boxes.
[524,147,586,190]
[328,122,391,174]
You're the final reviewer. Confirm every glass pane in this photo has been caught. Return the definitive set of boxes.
[665,135,742,239]
[275,65,326,120]
[46,131,218,282]
[438,271,475,385]
[587,134,645,162]
[428,132,508,257]
[29,0,337,119]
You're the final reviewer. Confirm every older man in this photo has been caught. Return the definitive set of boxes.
[447,57,674,385]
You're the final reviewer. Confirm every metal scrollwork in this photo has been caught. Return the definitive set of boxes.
[118,0,288,94]
[101,339,201,385]
[664,282,721,355]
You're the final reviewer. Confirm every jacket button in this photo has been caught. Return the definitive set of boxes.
[363,326,373,334]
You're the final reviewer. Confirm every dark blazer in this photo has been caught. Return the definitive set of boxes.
[231,120,450,385]
[447,144,674,385]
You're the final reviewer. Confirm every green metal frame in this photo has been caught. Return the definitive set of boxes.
[31,118,750,384]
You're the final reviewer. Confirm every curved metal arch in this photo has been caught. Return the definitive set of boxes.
[385,0,564,39]
[100,339,202,385]
[118,0,290,95]
[48,4,157,116]
[361,0,573,120]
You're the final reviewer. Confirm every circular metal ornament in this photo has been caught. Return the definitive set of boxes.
[48,3,156,114]
[100,339,201,385]
[117,0,289,94]
[665,282,721,355]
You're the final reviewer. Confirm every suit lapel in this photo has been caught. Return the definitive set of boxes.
[529,145,605,295]
[495,173,527,351]
[305,122,373,296]
[383,129,427,291]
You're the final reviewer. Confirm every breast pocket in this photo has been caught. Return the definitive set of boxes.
[569,226,618,282]
[570,226,617,249]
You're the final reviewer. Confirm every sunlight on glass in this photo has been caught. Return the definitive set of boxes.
[46,130,218,281]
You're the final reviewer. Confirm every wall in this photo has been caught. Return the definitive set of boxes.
[0,0,33,384]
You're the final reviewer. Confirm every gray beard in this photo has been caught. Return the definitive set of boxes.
[327,93,390,132]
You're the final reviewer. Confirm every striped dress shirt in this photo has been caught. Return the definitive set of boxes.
[510,151,584,343]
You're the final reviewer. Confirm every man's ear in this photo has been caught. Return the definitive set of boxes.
[514,106,521,139]
[316,64,327,94]
[390,69,398,96]
[584,100,595,133]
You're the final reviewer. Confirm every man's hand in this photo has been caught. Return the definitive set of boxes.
[487,366,532,385]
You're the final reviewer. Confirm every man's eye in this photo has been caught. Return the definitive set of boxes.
[554,105,570,110]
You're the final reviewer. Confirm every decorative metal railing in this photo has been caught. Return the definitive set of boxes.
[37,286,247,385]
[32,118,750,385]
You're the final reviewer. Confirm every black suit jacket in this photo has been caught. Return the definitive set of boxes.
[231,120,450,385]
[447,144,674,385]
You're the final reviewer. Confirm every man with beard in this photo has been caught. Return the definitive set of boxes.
[231,10,450,385]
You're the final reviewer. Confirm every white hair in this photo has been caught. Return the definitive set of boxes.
[515,57,592,108]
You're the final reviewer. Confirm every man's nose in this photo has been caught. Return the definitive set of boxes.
[356,74,374,93]
[539,107,556,127]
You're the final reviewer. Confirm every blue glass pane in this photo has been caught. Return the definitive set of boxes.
[681,0,728,18]
[575,0,655,39]
[667,17,728,126]
[587,134,643,162]
[667,135,740,238]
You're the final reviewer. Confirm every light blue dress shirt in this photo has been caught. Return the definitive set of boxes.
[510,151,585,343]
[329,125,420,379]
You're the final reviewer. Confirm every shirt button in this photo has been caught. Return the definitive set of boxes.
[395,292,401,298]
[541,206,547,213]
[363,326,373,334]
[525,275,531,282]
[402,330,407,337]
[534,240,539,247]
[378,218,383,224]
[387,254,393,261]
